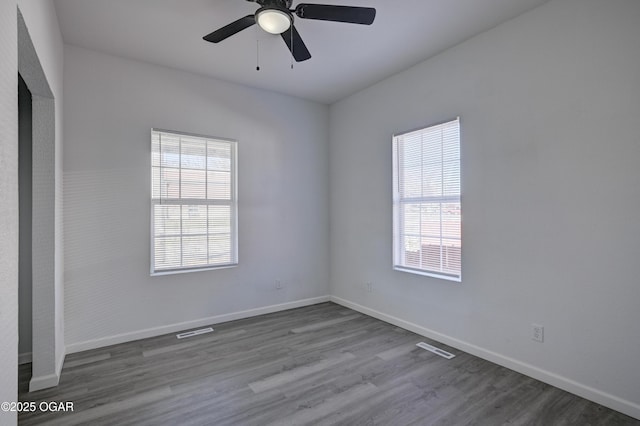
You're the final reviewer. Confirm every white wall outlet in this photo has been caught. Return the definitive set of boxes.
[532,324,544,342]
[366,282,373,292]
[275,280,283,290]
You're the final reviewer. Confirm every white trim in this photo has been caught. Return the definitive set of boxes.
[393,266,462,282]
[29,348,65,392]
[29,373,59,392]
[330,296,640,421]
[393,116,461,138]
[66,296,330,354]
[152,128,236,143]
[150,263,238,276]
[18,352,32,365]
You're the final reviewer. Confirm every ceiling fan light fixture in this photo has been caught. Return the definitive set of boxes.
[256,8,292,34]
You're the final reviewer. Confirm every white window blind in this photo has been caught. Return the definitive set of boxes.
[151,129,237,274]
[392,118,461,281]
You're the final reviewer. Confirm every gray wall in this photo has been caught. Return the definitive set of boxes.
[0,3,19,423]
[18,75,33,358]
[329,0,640,417]
[63,45,330,350]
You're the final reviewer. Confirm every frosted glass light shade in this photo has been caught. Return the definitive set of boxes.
[257,9,291,34]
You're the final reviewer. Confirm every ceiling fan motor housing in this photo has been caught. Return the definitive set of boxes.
[248,0,293,9]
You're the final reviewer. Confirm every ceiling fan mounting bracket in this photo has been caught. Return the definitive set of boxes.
[248,0,293,9]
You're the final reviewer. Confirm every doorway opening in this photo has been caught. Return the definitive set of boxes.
[18,74,33,382]
[18,8,63,391]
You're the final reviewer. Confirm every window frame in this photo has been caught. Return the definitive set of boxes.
[392,117,462,282]
[150,128,238,276]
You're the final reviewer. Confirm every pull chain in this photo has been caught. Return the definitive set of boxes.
[256,39,260,71]
[290,27,294,69]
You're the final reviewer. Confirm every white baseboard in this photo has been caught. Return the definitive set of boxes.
[29,348,65,392]
[29,373,59,392]
[330,295,640,421]
[18,352,32,365]
[66,296,331,355]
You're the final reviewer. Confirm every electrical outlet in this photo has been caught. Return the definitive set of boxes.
[275,280,283,290]
[532,324,544,342]
[366,282,373,292]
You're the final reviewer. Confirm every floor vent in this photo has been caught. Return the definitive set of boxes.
[176,327,214,339]
[416,342,455,359]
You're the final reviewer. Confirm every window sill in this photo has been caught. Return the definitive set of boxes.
[151,263,238,276]
[393,266,461,282]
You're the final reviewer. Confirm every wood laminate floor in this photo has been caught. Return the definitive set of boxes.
[18,302,639,425]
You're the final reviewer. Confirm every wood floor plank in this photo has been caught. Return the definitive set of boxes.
[265,382,379,426]
[17,302,640,425]
[62,353,112,369]
[290,313,362,333]
[248,352,357,393]
[376,341,419,361]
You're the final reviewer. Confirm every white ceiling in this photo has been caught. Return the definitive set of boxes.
[53,0,549,104]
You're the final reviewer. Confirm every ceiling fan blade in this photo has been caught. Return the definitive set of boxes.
[294,4,376,25]
[281,25,312,62]
[203,15,256,43]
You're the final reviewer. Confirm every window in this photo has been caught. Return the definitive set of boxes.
[392,118,461,281]
[151,129,237,274]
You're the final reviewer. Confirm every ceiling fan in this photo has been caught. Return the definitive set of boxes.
[203,0,376,62]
